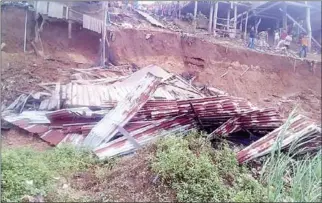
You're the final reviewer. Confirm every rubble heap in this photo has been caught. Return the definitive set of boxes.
[2,65,321,162]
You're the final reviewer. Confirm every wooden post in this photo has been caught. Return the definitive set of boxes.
[233,3,237,38]
[255,18,261,35]
[239,13,243,36]
[276,19,279,30]
[213,1,218,36]
[193,1,198,32]
[178,1,180,19]
[244,12,248,40]
[24,9,28,52]
[305,1,312,52]
[227,7,230,32]
[101,2,107,66]
[68,20,72,39]
[283,2,287,30]
[208,2,214,33]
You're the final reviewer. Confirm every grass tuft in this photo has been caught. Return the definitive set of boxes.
[151,132,265,202]
[1,144,95,202]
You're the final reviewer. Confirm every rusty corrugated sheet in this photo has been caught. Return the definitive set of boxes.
[83,72,162,149]
[58,133,86,146]
[208,108,283,139]
[42,66,203,109]
[94,115,195,159]
[237,114,321,163]
[177,96,258,127]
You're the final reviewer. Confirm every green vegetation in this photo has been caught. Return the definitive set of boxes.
[151,131,266,202]
[2,115,320,202]
[261,109,322,202]
[1,145,95,202]
[151,129,321,202]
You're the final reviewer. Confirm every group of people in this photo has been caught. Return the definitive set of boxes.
[247,27,309,58]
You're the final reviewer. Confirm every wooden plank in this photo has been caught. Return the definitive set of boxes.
[117,126,141,149]
[83,73,161,149]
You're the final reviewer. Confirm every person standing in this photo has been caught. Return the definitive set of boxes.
[276,29,287,49]
[248,27,256,49]
[274,29,280,46]
[299,33,308,58]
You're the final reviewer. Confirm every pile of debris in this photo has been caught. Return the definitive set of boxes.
[2,65,321,161]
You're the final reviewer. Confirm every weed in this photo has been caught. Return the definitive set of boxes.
[151,133,265,202]
[1,144,95,202]
[261,109,322,202]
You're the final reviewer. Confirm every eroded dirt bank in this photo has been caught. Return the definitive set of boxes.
[109,29,321,121]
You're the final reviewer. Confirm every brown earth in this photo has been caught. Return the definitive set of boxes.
[2,127,51,151]
[46,145,176,202]
[109,29,321,121]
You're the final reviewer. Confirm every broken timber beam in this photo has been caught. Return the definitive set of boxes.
[117,126,141,149]
[83,72,161,149]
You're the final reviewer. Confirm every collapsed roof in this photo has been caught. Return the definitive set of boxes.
[2,65,320,161]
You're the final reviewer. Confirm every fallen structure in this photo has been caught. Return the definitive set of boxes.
[2,65,321,161]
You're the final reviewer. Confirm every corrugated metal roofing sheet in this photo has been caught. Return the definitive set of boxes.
[208,108,283,139]
[237,114,321,163]
[94,115,195,159]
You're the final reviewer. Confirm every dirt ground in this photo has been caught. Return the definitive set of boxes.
[1,128,51,151]
[45,145,176,202]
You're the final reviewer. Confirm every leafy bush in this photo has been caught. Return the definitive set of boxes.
[1,145,94,202]
[151,132,265,202]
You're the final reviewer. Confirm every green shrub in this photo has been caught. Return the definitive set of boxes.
[261,109,322,202]
[151,133,265,202]
[1,145,94,202]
